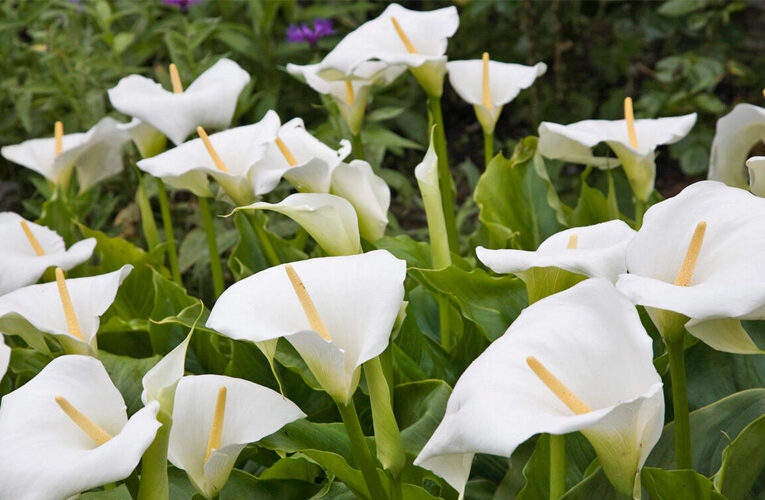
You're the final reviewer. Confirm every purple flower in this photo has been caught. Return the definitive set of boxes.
[162,0,202,10]
[286,19,336,46]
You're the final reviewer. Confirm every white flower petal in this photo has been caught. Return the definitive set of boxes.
[0,355,161,500]
[237,193,361,256]
[142,331,193,410]
[708,104,765,189]
[746,156,765,197]
[447,59,546,108]
[415,279,663,497]
[108,58,250,145]
[117,118,167,159]
[330,160,390,242]
[207,251,407,403]
[684,318,763,355]
[476,220,635,282]
[168,374,304,498]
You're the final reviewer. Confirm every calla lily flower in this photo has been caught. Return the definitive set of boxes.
[167,374,305,498]
[234,193,362,256]
[136,112,280,205]
[108,58,250,145]
[142,331,193,413]
[287,61,405,135]
[447,56,547,133]
[1,117,130,191]
[317,3,459,97]
[256,117,351,194]
[0,265,132,354]
[0,355,161,500]
[538,110,697,201]
[708,104,765,189]
[477,220,636,283]
[0,212,96,295]
[117,118,167,159]
[746,156,765,197]
[207,250,407,404]
[330,160,390,242]
[616,180,765,354]
[415,279,664,498]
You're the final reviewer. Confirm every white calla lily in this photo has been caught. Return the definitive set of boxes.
[0,265,132,354]
[0,335,9,381]
[477,220,636,283]
[538,112,697,201]
[117,118,167,159]
[415,279,664,498]
[142,331,193,412]
[317,4,459,97]
[235,193,361,256]
[136,112,280,205]
[616,181,765,354]
[1,117,130,191]
[287,61,405,135]
[207,251,407,404]
[708,104,765,189]
[168,374,305,499]
[330,160,390,242]
[746,156,765,197]
[0,212,96,295]
[0,355,161,500]
[108,58,250,145]
[447,56,546,133]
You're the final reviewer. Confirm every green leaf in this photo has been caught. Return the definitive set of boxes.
[558,467,626,500]
[394,380,451,456]
[375,235,433,269]
[79,484,131,499]
[98,351,160,415]
[364,357,405,474]
[517,434,597,500]
[220,469,321,500]
[148,269,199,355]
[713,412,765,500]
[641,468,726,500]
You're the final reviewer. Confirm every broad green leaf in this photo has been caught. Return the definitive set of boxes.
[79,484,132,499]
[641,468,726,500]
[517,434,597,500]
[148,269,198,355]
[394,380,451,456]
[364,357,405,474]
[98,350,160,415]
[376,235,433,269]
[558,467,626,500]
[713,412,765,500]
[220,469,321,500]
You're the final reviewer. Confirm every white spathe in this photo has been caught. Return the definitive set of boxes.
[168,374,305,499]
[0,265,132,353]
[1,117,130,191]
[117,118,167,159]
[235,193,362,256]
[317,4,459,97]
[616,181,765,354]
[477,220,636,283]
[330,160,390,242]
[538,113,697,201]
[207,251,407,404]
[0,212,96,295]
[142,331,193,413]
[415,279,664,498]
[287,61,405,135]
[708,104,765,189]
[256,117,351,195]
[108,58,250,145]
[0,355,160,500]
[136,111,280,205]
[747,156,765,197]
[447,59,547,133]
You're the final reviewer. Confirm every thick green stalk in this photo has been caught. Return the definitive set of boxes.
[634,198,646,229]
[351,132,366,162]
[483,131,494,170]
[426,96,458,253]
[363,357,405,476]
[336,400,388,500]
[137,410,172,500]
[246,212,281,267]
[667,337,692,469]
[198,196,224,298]
[135,171,160,250]
[549,434,567,500]
[155,178,182,285]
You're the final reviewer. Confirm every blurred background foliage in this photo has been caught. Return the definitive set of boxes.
[1,0,763,231]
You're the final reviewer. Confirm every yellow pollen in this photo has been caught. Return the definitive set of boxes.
[169,63,183,94]
[344,80,355,106]
[55,395,112,446]
[20,220,45,256]
[482,52,492,110]
[624,97,638,148]
[275,138,298,167]
[674,221,706,287]
[55,268,84,341]
[526,356,591,415]
[204,386,227,463]
[196,127,230,173]
[54,121,63,156]
[390,16,417,54]
[285,265,331,342]
[566,234,578,250]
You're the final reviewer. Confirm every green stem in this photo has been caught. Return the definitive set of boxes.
[483,131,494,170]
[634,198,646,229]
[336,400,388,500]
[155,178,182,285]
[549,434,567,500]
[247,212,281,267]
[137,410,172,500]
[351,131,366,162]
[667,337,692,469]
[363,357,405,476]
[426,95,459,253]
[135,171,160,250]
[198,196,225,298]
